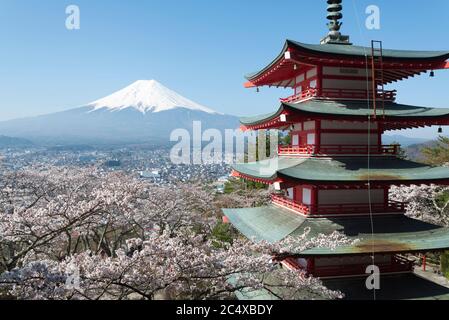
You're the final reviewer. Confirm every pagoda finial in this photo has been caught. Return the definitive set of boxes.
[321,0,352,45]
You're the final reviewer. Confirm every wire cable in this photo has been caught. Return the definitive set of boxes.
[351,0,377,301]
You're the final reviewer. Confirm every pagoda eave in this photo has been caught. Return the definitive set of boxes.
[276,176,449,188]
[231,157,449,187]
[239,100,449,131]
[223,206,449,256]
[231,169,277,186]
[234,170,449,188]
[245,40,449,88]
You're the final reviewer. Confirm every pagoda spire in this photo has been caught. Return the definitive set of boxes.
[321,0,351,45]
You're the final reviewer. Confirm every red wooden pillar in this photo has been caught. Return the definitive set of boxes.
[316,120,322,154]
[317,65,323,97]
[311,186,318,215]
[307,258,316,274]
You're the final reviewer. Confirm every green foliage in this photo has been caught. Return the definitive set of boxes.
[224,178,267,193]
[223,178,243,194]
[223,181,235,194]
[390,141,408,160]
[441,251,449,279]
[211,222,233,247]
[279,132,291,146]
[422,136,449,165]
[254,134,272,160]
[246,180,268,190]
[435,191,449,208]
[244,131,289,162]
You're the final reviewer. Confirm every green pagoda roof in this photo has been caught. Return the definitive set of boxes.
[246,40,449,81]
[232,156,449,184]
[235,273,449,300]
[240,100,449,127]
[323,273,449,300]
[288,40,449,60]
[222,205,449,256]
[229,271,327,300]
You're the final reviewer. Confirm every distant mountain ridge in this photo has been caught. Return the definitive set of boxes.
[383,134,431,147]
[0,135,34,147]
[0,80,239,145]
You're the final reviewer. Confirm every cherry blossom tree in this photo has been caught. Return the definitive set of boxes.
[0,230,351,300]
[0,167,352,300]
[0,167,214,271]
[390,184,449,226]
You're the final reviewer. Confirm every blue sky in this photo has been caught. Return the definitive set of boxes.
[1,0,449,138]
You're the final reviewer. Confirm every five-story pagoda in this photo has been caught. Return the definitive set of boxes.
[223,0,449,300]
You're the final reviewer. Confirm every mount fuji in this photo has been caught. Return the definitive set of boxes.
[0,80,239,145]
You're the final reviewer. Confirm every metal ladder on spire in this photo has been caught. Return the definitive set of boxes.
[371,40,385,119]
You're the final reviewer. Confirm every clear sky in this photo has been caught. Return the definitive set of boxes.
[1,0,449,138]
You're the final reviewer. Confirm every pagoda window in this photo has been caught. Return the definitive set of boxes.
[292,134,299,146]
[302,188,312,206]
[292,122,302,131]
[306,67,318,79]
[286,188,294,200]
[293,69,319,96]
[307,133,316,145]
[303,121,315,131]
[295,73,305,84]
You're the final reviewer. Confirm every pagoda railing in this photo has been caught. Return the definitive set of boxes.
[281,255,414,277]
[271,194,406,216]
[271,194,310,214]
[278,144,399,156]
[280,88,397,104]
[312,256,414,278]
[281,89,318,103]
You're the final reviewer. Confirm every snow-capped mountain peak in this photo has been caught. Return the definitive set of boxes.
[88,80,218,114]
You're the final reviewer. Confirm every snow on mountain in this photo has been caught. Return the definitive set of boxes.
[0,80,239,145]
[88,80,219,114]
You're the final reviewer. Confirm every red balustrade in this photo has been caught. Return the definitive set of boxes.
[280,88,397,104]
[271,194,406,216]
[271,194,310,215]
[280,88,318,103]
[280,255,414,277]
[313,256,414,278]
[278,144,399,156]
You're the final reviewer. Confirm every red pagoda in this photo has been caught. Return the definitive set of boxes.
[223,0,449,300]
